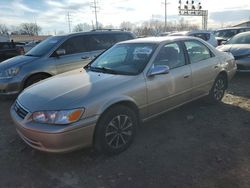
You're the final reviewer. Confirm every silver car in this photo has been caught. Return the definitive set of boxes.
[10,36,236,154]
[169,30,218,47]
[217,31,250,72]
[0,30,135,95]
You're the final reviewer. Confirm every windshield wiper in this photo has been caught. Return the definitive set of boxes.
[88,66,119,75]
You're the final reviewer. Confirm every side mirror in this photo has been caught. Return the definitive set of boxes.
[147,65,170,77]
[56,49,66,56]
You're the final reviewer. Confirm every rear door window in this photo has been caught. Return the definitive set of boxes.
[153,42,186,69]
[90,33,134,51]
[59,35,90,55]
[184,40,214,64]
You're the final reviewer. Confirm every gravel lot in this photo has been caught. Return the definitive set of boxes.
[0,73,249,188]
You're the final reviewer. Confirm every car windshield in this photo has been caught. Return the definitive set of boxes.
[226,32,250,44]
[25,36,64,57]
[88,43,157,75]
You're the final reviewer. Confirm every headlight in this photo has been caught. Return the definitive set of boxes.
[0,67,20,79]
[32,108,84,125]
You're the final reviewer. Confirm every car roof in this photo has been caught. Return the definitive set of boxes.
[170,30,212,36]
[56,30,134,37]
[233,31,250,36]
[119,36,197,44]
[215,27,250,31]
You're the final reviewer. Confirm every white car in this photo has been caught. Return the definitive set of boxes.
[169,30,218,47]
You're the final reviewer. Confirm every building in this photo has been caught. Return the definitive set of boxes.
[9,35,51,42]
[233,21,250,27]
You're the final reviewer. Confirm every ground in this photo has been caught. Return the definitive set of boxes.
[0,73,249,188]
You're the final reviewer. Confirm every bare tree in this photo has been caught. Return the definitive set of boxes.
[103,24,115,29]
[0,24,9,35]
[19,23,42,36]
[73,23,92,32]
[120,21,134,31]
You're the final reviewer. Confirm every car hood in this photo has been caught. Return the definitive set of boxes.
[217,44,250,57]
[0,55,38,69]
[17,68,136,112]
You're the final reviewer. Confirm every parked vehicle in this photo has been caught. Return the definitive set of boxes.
[217,31,250,72]
[23,40,41,53]
[0,42,24,62]
[11,36,236,154]
[159,32,171,36]
[214,27,250,45]
[169,30,218,47]
[0,30,136,95]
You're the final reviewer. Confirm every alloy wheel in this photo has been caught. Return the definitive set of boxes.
[105,115,133,149]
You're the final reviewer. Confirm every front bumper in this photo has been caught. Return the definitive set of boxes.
[0,77,22,95]
[10,104,98,153]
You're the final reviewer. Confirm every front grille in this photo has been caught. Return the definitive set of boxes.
[14,102,28,119]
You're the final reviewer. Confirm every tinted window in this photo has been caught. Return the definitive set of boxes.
[59,35,89,55]
[89,33,134,51]
[0,43,10,49]
[153,42,185,69]
[184,40,212,63]
[26,36,64,57]
[191,33,210,41]
[214,29,238,38]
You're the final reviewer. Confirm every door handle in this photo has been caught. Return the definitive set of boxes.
[184,75,190,78]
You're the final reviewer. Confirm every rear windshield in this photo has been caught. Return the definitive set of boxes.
[26,36,64,57]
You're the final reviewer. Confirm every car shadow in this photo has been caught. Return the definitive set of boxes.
[227,72,250,99]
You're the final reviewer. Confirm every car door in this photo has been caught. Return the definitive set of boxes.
[53,35,93,74]
[183,40,220,98]
[145,42,192,117]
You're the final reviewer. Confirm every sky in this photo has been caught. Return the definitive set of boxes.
[0,0,250,35]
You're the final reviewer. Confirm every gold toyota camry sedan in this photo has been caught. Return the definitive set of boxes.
[11,36,236,155]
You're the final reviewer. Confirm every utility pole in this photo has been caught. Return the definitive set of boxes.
[67,12,72,33]
[164,0,167,31]
[162,0,170,32]
[91,0,99,29]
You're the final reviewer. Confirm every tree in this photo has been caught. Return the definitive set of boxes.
[0,24,9,35]
[103,24,115,29]
[73,23,92,32]
[120,21,134,31]
[19,23,42,36]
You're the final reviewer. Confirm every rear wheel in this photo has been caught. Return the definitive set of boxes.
[208,75,227,103]
[24,74,50,88]
[94,105,137,155]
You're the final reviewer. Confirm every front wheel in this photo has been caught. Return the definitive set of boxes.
[94,105,137,155]
[208,75,227,103]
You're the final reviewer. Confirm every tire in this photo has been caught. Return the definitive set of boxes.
[208,75,227,103]
[94,105,137,155]
[24,74,49,88]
